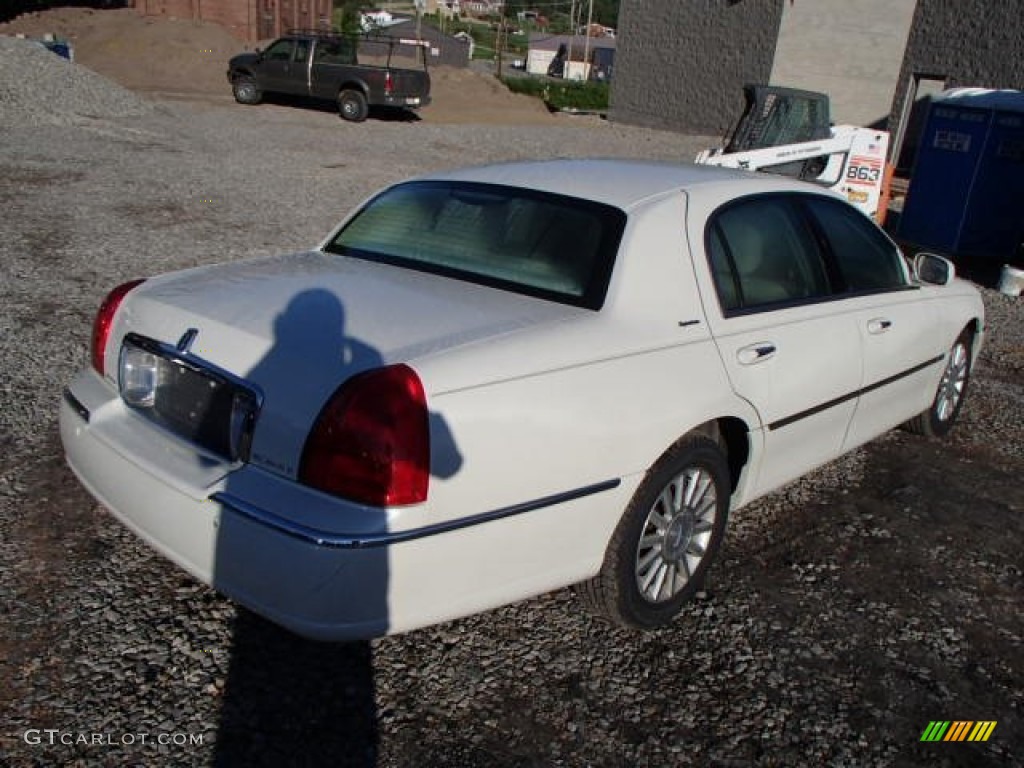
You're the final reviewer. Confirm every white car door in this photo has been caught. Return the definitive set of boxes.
[800,197,947,449]
[695,194,863,497]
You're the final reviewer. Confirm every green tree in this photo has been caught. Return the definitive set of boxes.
[592,0,620,27]
[503,0,530,20]
[543,1,619,34]
[332,0,374,35]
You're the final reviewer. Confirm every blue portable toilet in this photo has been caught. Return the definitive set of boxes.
[898,88,1024,261]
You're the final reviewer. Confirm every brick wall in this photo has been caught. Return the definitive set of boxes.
[135,0,332,41]
[609,0,783,135]
[135,0,198,22]
[200,0,256,40]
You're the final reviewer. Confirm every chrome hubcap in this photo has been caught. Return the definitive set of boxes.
[936,342,968,422]
[635,467,717,603]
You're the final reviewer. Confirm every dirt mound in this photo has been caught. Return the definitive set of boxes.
[0,8,249,97]
[425,65,553,124]
[0,7,557,123]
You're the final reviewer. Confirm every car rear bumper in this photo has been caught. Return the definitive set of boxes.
[382,94,430,108]
[60,369,628,641]
[60,375,392,640]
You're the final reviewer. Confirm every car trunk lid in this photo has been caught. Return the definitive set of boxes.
[110,250,581,478]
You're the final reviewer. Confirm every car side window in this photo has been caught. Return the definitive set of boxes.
[804,198,908,293]
[707,196,830,312]
[265,40,293,62]
[293,41,310,64]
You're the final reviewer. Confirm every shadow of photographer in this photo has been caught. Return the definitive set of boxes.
[210,288,461,766]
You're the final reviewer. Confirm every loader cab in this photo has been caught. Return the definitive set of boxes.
[725,86,833,179]
[726,85,833,152]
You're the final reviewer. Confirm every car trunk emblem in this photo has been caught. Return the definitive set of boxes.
[176,328,198,354]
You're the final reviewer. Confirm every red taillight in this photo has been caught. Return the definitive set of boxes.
[91,279,146,376]
[299,364,430,507]
[384,71,393,95]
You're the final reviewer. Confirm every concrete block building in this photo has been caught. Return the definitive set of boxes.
[610,0,1024,166]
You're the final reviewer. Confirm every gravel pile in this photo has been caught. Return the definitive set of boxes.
[0,86,1020,766]
[0,35,152,127]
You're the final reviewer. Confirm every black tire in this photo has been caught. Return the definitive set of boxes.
[338,89,369,122]
[232,76,262,105]
[579,435,730,629]
[905,329,973,438]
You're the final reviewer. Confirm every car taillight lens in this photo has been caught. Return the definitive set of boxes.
[91,279,146,376]
[299,364,429,507]
[384,71,393,94]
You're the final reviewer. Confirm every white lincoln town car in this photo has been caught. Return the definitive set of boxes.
[61,159,984,640]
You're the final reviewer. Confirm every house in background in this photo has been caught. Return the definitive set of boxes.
[361,14,471,68]
[526,33,615,81]
[464,0,504,17]
[424,0,461,20]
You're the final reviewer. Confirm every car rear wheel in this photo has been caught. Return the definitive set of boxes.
[338,89,369,122]
[232,76,262,105]
[579,435,730,629]
[905,329,973,438]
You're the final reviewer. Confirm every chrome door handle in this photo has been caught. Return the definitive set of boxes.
[867,318,893,334]
[737,342,777,365]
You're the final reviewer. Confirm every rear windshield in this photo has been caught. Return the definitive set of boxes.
[325,181,626,309]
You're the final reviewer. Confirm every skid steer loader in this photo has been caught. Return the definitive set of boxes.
[696,85,892,222]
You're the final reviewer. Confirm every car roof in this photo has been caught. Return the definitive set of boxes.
[418,158,819,211]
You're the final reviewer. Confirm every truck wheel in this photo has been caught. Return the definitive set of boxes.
[338,89,368,122]
[578,435,730,629]
[232,77,262,105]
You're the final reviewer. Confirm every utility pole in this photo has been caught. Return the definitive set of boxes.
[496,14,505,79]
[583,0,593,82]
[569,0,577,80]
[414,0,425,39]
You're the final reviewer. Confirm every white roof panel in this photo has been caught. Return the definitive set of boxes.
[937,88,1024,113]
[419,158,811,210]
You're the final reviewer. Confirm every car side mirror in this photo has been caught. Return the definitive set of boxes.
[913,252,955,286]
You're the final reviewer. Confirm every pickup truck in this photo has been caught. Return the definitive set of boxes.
[227,30,431,122]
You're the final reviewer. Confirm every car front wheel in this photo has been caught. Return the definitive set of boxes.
[579,435,730,629]
[906,330,973,437]
[232,76,262,105]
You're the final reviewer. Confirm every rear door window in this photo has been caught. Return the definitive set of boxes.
[316,39,356,64]
[707,196,831,313]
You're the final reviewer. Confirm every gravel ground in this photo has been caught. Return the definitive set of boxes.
[1,44,1022,768]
